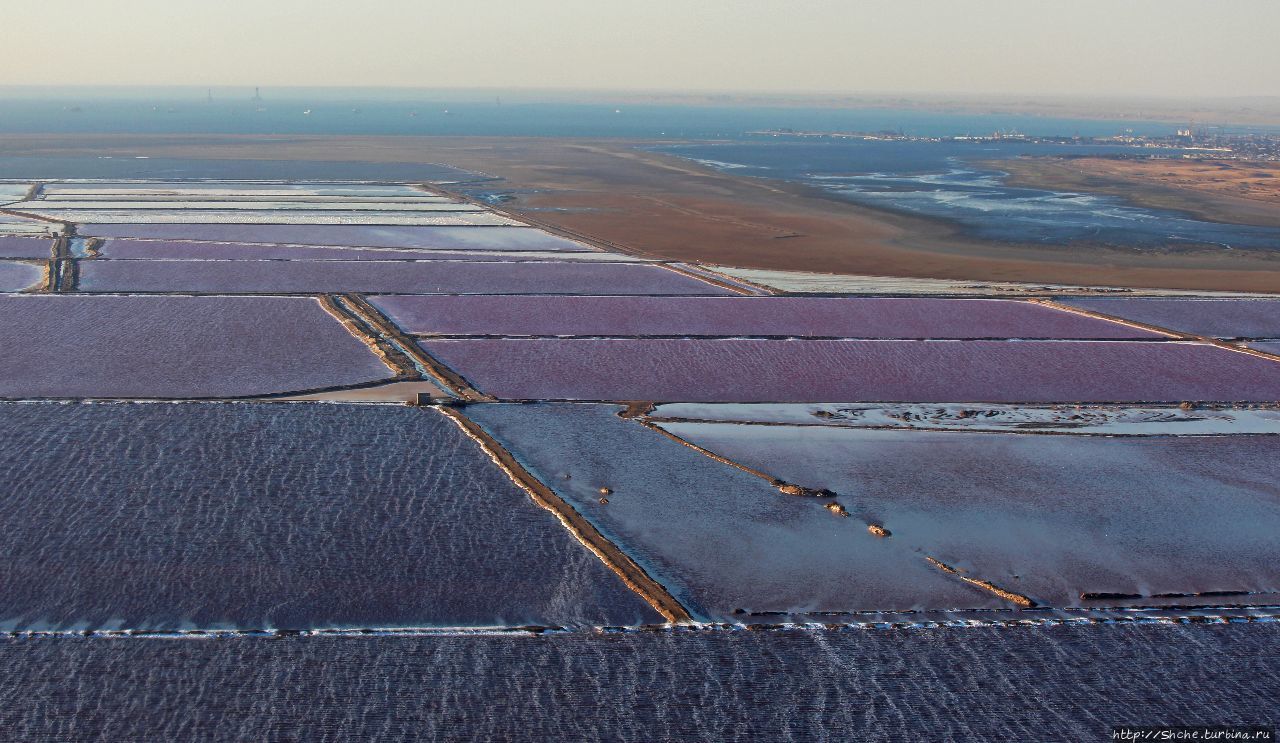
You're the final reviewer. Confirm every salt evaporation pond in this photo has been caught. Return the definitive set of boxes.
[1061,297,1280,339]
[464,403,997,619]
[78,223,597,251]
[33,209,514,226]
[0,157,469,182]
[2,624,1275,740]
[17,200,481,212]
[0,236,53,259]
[78,260,730,295]
[1253,341,1280,355]
[93,239,637,262]
[372,295,1156,338]
[41,183,438,197]
[0,403,659,631]
[422,338,1280,402]
[0,263,45,292]
[0,295,394,398]
[0,183,32,202]
[659,422,1280,606]
[650,402,1280,436]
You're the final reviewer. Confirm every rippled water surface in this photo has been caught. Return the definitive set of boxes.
[1,624,1275,740]
[0,403,659,630]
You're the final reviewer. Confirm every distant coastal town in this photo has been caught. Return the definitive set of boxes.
[748,127,1280,161]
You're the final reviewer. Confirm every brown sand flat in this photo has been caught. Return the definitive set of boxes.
[6,134,1280,292]
[998,157,1280,229]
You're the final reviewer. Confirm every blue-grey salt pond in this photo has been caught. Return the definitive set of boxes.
[658,423,1280,607]
[0,235,53,259]
[0,623,1275,741]
[0,403,659,630]
[463,403,1001,620]
[0,262,44,291]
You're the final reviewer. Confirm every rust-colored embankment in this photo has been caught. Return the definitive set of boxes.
[926,557,1036,608]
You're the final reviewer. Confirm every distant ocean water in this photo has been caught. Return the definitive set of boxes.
[0,94,1183,138]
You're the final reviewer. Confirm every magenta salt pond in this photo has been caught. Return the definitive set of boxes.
[77,260,731,295]
[420,338,1280,402]
[1061,297,1280,338]
[0,295,395,398]
[372,295,1158,338]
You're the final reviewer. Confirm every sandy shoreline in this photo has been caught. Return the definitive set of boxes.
[4,134,1280,292]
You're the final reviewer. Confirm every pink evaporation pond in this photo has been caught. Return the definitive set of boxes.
[371,296,1158,338]
[0,295,396,399]
[420,339,1280,402]
[1061,298,1280,339]
[78,261,731,295]
[661,423,1280,607]
[0,236,53,259]
[77,224,595,252]
[94,239,594,262]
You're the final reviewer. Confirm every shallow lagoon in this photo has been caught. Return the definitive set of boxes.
[660,140,1280,251]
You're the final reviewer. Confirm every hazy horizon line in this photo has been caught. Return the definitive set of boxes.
[3,85,1280,104]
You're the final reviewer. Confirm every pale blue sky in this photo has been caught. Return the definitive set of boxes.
[5,0,1278,97]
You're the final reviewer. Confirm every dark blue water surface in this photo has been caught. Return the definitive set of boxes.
[1,624,1275,740]
[656,140,1280,251]
[0,403,659,631]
